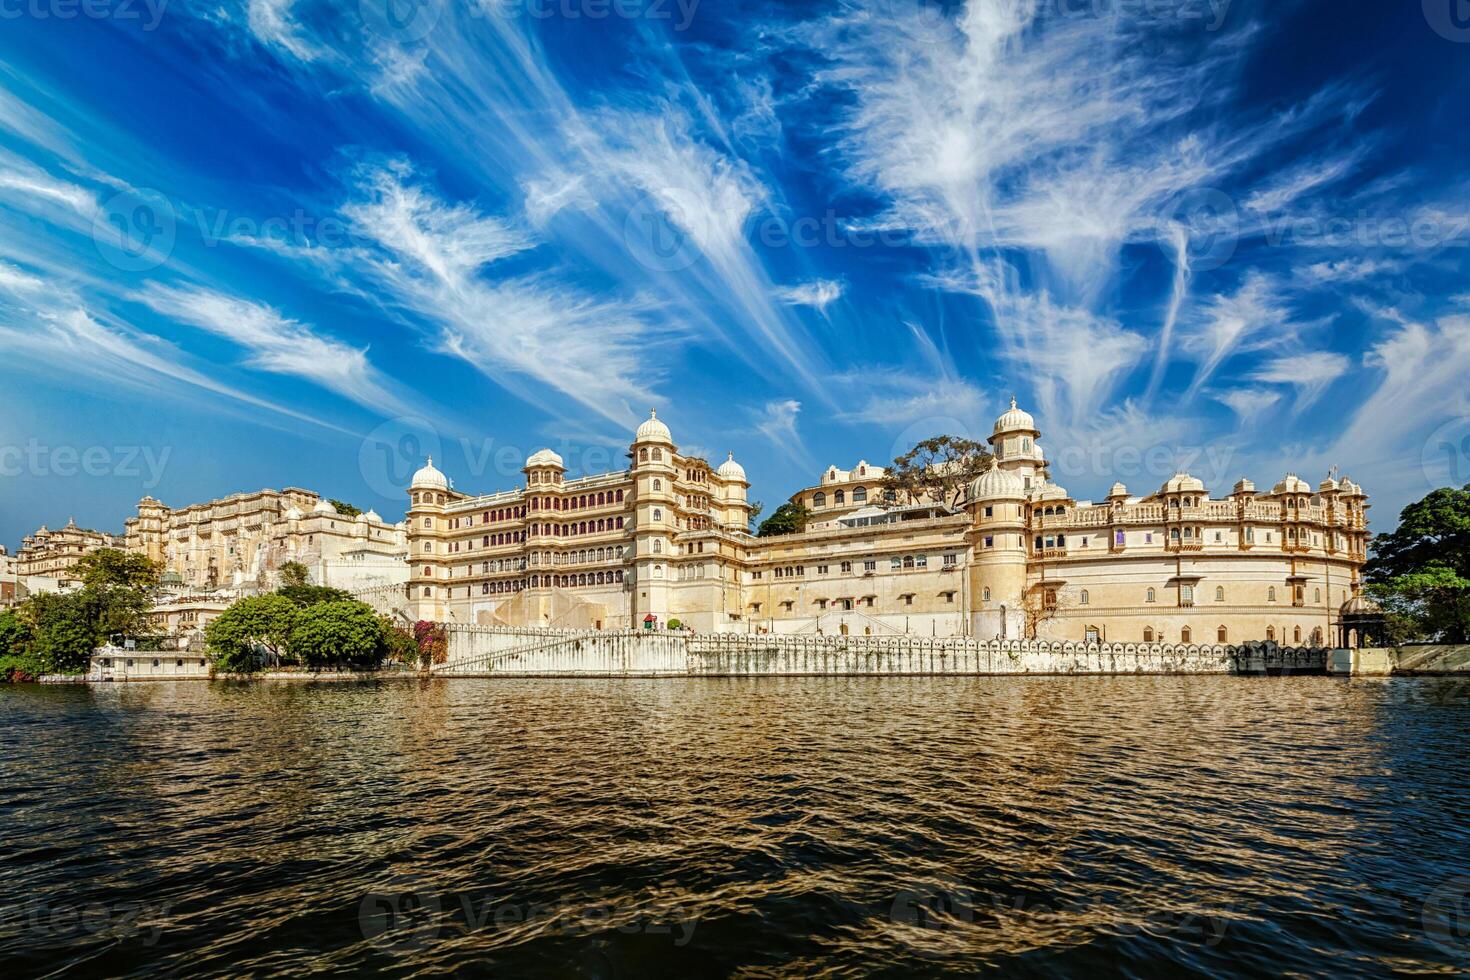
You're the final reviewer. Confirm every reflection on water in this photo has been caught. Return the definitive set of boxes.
[2,676,1468,977]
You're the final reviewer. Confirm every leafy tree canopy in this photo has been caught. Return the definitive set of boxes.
[328,499,363,518]
[757,502,810,537]
[206,594,299,672]
[289,601,387,669]
[882,435,993,511]
[278,583,353,608]
[278,561,311,589]
[75,549,161,591]
[1365,484,1470,643]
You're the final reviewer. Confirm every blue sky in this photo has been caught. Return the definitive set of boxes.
[3,0,1470,549]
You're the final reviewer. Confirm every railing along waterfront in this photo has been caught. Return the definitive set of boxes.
[434,625,1328,677]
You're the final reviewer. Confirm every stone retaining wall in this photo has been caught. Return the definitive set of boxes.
[438,626,1328,677]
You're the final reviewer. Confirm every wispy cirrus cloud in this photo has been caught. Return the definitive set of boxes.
[137,282,417,415]
[775,279,843,312]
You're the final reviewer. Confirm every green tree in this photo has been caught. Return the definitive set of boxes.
[289,601,387,670]
[74,548,161,639]
[26,594,99,674]
[747,500,764,530]
[0,610,41,682]
[328,499,363,518]
[278,583,353,608]
[757,502,811,537]
[279,561,311,589]
[1365,484,1470,643]
[882,435,993,510]
[206,594,299,672]
[379,616,418,666]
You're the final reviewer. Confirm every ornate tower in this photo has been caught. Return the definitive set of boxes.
[406,457,451,622]
[965,458,1029,639]
[629,410,676,628]
[989,397,1048,489]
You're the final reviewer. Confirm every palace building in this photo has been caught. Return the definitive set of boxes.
[14,519,125,589]
[405,402,1370,645]
[124,489,408,593]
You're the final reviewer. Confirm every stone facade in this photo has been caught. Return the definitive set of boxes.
[14,519,124,588]
[124,489,408,593]
[407,401,1370,645]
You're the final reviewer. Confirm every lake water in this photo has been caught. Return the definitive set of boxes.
[2,676,1468,977]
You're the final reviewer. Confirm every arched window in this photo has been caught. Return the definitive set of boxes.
[1293,626,1302,643]
[1080,590,1089,605]
[1181,626,1192,643]
[1268,586,1277,602]
[835,490,846,505]
[616,489,624,502]
[1146,588,1156,603]
[1171,528,1181,540]
[653,479,661,491]
[853,487,868,503]
[1267,625,1276,641]
[1144,627,1155,642]
[1215,586,1225,602]
[653,540,662,553]
[1314,588,1321,603]
[982,587,991,601]
[1217,626,1228,643]
[813,492,826,508]
[653,449,663,461]
[653,508,662,521]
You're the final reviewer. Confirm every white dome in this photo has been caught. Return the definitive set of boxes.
[1032,480,1070,502]
[411,457,449,490]
[1108,482,1129,498]
[993,397,1036,435]
[284,506,304,521]
[525,448,565,469]
[716,453,747,482]
[363,509,383,524]
[354,510,370,523]
[1163,473,1205,494]
[1273,474,1310,495]
[634,409,672,444]
[968,460,1026,502]
[312,500,337,515]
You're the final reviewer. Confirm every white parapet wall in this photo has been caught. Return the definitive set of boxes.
[437,626,1328,677]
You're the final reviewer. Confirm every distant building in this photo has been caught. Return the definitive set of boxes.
[406,402,1370,645]
[14,519,124,589]
[124,489,408,594]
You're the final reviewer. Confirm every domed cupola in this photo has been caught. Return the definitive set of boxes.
[312,499,337,516]
[362,509,383,524]
[716,453,747,482]
[968,458,1027,503]
[634,409,673,445]
[993,396,1037,436]
[525,448,565,470]
[411,457,449,491]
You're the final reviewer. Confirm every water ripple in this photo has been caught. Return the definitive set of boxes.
[1,676,1468,977]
